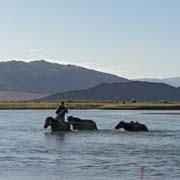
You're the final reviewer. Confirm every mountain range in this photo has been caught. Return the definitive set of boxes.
[41,81,180,102]
[0,60,128,93]
[0,60,180,102]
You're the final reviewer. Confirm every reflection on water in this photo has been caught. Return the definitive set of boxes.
[0,110,180,180]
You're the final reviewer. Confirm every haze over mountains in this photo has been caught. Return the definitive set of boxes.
[134,77,180,88]
[0,91,48,102]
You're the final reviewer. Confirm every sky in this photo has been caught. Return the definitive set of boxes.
[0,0,180,79]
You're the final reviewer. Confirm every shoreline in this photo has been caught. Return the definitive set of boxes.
[0,101,180,110]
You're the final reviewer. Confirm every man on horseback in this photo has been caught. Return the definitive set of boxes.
[55,101,68,129]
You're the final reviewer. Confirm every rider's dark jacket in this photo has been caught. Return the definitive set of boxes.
[56,105,68,118]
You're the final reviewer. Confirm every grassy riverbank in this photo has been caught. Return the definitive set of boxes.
[0,101,180,110]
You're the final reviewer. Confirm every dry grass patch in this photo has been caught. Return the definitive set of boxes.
[0,101,180,110]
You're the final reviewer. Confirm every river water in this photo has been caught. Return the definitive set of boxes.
[0,110,179,180]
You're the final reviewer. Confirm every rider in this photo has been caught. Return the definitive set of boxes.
[55,101,68,127]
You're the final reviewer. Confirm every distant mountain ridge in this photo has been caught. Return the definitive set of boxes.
[42,81,180,102]
[134,77,180,88]
[0,60,129,93]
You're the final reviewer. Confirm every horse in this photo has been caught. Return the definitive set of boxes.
[115,121,148,131]
[67,116,98,130]
[44,116,71,132]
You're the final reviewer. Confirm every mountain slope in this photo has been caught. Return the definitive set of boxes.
[42,81,180,102]
[0,91,48,102]
[0,60,129,93]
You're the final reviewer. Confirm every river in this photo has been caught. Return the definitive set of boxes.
[0,110,179,180]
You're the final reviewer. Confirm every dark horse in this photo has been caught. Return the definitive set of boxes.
[44,116,71,132]
[67,116,98,130]
[115,121,148,131]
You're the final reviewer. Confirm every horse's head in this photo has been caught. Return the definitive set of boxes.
[44,116,54,128]
[115,121,125,129]
[67,116,73,123]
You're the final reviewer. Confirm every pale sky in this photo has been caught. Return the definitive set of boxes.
[0,0,180,79]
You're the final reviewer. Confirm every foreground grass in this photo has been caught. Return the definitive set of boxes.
[0,101,180,110]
